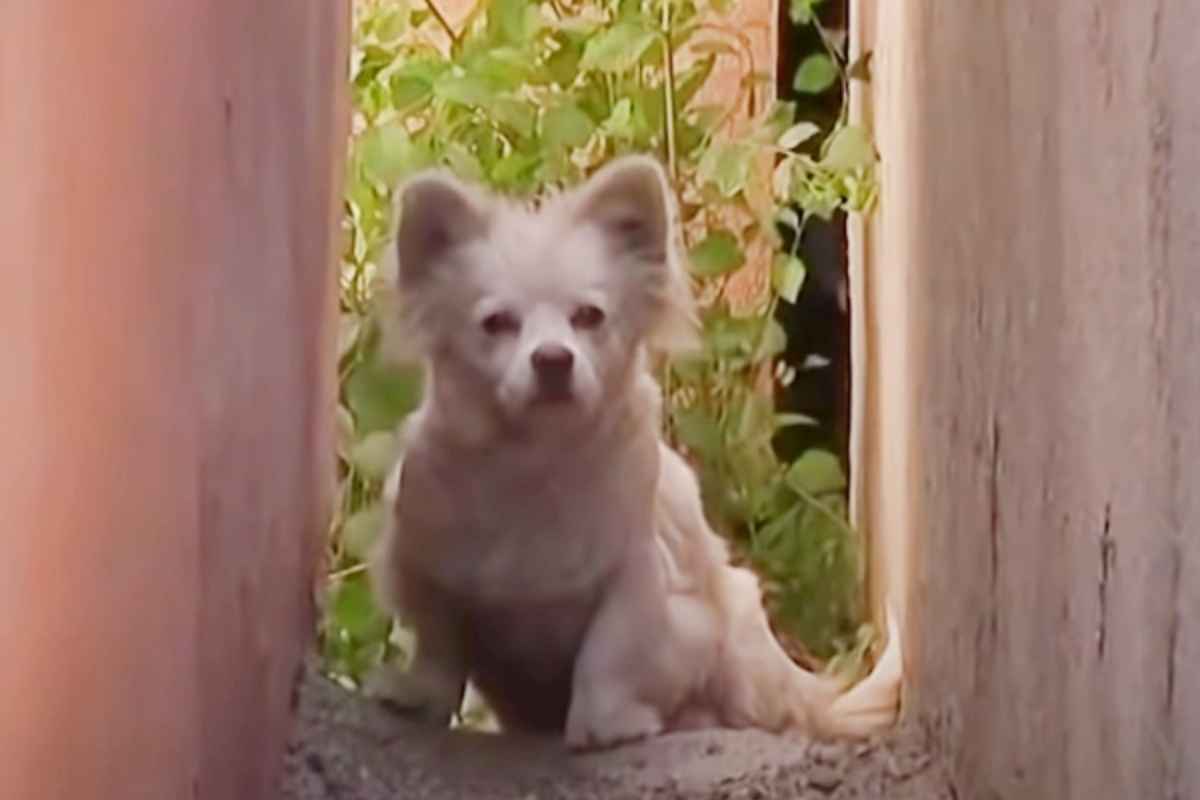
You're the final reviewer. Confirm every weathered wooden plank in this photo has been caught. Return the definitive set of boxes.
[0,2,347,798]
[864,2,1200,797]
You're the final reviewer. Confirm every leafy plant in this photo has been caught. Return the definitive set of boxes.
[320,0,879,690]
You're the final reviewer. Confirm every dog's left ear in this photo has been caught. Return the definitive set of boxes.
[394,171,490,291]
[573,155,699,351]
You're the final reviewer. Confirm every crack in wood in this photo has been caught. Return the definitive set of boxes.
[1095,503,1114,659]
[987,416,1001,641]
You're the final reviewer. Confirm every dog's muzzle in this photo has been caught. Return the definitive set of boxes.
[530,344,575,403]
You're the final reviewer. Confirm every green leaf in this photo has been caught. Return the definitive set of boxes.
[389,61,443,110]
[788,0,827,24]
[489,151,541,189]
[544,31,587,86]
[354,45,397,89]
[821,124,876,170]
[542,102,595,149]
[793,54,839,94]
[391,75,434,109]
[754,100,799,144]
[359,124,411,186]
[671,407,724,460]
[349,430,403,481]
[603,98,636,139]
[774,206,802,233]
[778,121,821,150]
[434,72,494,107]
[737,391,774,440]
[631,86,665,142]
[754,318,788,361]
[341,505,386,561]
[698,143,752,197]
[579,22,658,73]
[689,231,745,276]
[372,7,408,43]
[703,313,760,359]
[344,358,424,433]
[487,0,531,45]
[772,253,807,302]
[786,450,847,496]
[329,571,390,642]
[674,56,716,110]
[441,141,485,182]
[468,47,534,91]
[492,97,539,139]
[776,412,819,429]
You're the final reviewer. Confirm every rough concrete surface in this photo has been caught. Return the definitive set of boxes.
[283,669,947,800]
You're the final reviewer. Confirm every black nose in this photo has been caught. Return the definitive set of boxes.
[531,344,574,376]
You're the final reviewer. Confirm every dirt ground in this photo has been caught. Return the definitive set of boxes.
[282,667,950,800]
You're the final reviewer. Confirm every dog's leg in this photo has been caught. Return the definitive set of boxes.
[370,563,468,728]
[565,541,675,751]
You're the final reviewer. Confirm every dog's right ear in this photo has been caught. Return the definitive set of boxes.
[394,172,489,289]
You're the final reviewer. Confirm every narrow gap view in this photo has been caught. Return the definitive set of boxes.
[319,0,877,728]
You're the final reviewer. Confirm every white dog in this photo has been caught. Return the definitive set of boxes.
[368,155,900,750]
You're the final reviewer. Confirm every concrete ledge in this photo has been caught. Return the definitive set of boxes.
[283,668,948,800]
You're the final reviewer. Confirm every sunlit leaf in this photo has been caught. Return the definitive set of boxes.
[579,22,658,73]
[359,124,411,186]
[778,121,821,150]
[344,358,424,433]
[821,124,876,170]
[689,231,745,276]
[672,407,724,460]
[341,505,386,561]
[603,98,636,139]
[542,101,594,149]
[329,571,390,642]
[788,0,827,24]
[793,54,839,94]
[434,72,493,107]
[349,430,403,481]
[697,142,752,197]
[786,450,847,495]
[772,253,807,302]
[487,0,531,45]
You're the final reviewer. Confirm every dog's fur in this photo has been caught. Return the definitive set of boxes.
[369,155,900,750]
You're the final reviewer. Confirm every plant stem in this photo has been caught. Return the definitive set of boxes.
[328,562,369,582]
[423,0,460,48]
[660,0,678,182]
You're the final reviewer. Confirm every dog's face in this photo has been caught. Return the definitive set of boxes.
[393,156,696,426]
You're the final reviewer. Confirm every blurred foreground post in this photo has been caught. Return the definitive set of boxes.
[860,1,1200,798]
[0,2,347,799]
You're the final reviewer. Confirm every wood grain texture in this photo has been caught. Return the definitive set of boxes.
[0,2,347,799]
[864,1,1200,797]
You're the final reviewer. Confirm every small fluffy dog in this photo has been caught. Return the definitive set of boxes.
[369,155,900,750]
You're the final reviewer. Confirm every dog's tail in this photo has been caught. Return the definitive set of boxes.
[809,606,903,737]
[709,564,901,738]
[654,443,901,738]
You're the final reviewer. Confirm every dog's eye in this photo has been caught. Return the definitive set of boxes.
[480,310,520,336]
[571,304,606,330]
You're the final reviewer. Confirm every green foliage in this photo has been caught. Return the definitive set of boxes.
[321,0,880,689]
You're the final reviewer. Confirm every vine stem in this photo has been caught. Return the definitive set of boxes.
[328,562,368,582]
[660,0,678,182]
[423,0,460,48]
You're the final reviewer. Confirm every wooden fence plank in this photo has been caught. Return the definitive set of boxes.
[0,2,348,798]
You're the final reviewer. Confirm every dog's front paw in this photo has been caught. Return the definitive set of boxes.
[364,668,461,728]
[565,698,664,752]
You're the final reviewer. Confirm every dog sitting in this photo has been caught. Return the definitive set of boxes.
[368,155,900,750]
